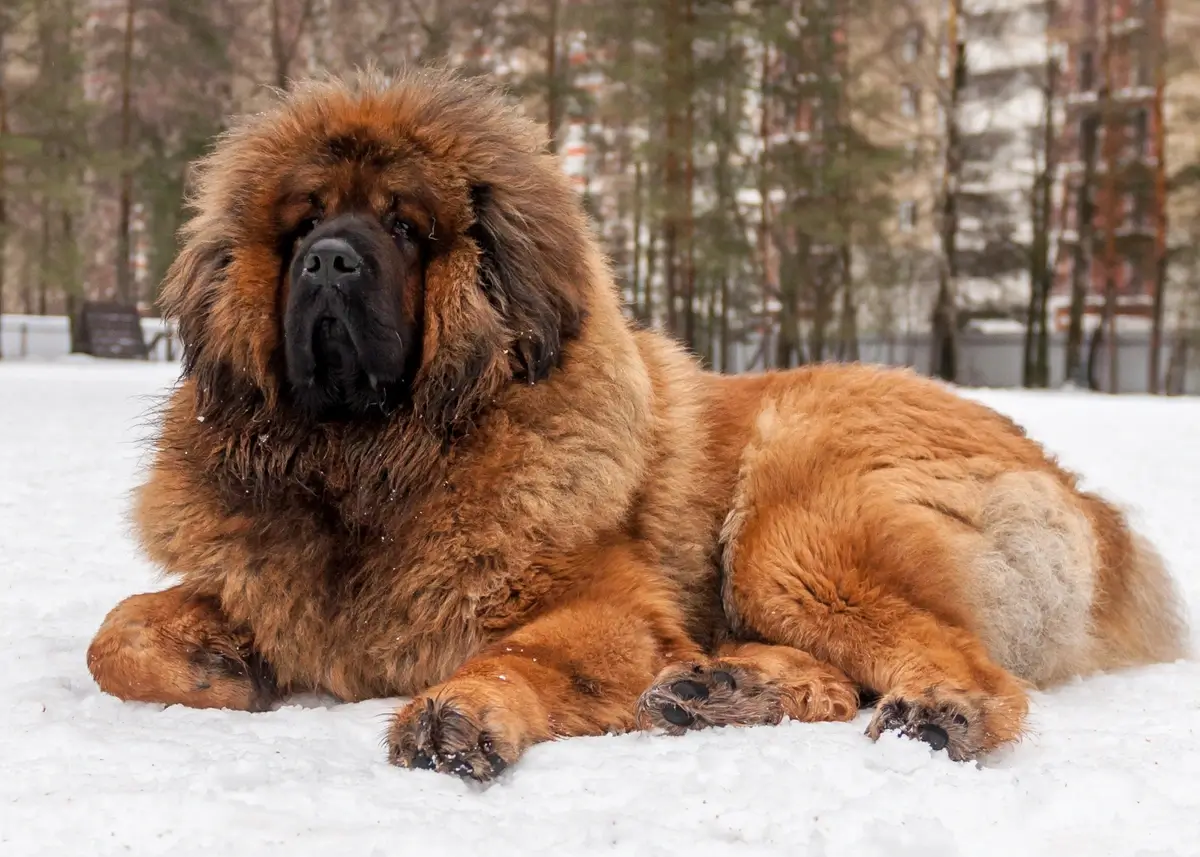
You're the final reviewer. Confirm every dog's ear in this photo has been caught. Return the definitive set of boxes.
[468,182,586,383]
[413,181,588,436]
[158,233,234,402]
[410,228,511,435]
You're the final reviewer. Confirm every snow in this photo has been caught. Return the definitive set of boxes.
[2,359,1198,857]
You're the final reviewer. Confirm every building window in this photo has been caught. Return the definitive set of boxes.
[1133,108,1149,155]
[1080,50,1095,90]
[1137,44,1153,87]
[899,200,917,231]
[1131,191,1149,228]
[903,24,923,62]
[1080,114,1099,156]
[900,85,921,118]
[905,139,919,172]
[1126,257,1144,294]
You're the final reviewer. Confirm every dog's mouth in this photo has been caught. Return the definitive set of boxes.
[287,296,360,385]
[284,296,405,419]
[309,314,356,382]
[281,217,418,419]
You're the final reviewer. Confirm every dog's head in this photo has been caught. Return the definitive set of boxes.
[163,69,590,430]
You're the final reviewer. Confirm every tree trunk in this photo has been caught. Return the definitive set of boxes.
[662,0,684,340]
[681,0,696,351]
[115,0,137,306]
[66,293,80,353]
[1023,156,1044,385]
[775,285,798,368]
[775,236,807,369]
[1066,114,1099,385]
[931,0,964,382]
[1024,14,1056,388]
[830,19,856,365]
[757,44,773,368]
[62,207,80,351]
[1164,311,1188,394]
[719,272,731,372]
[1086,322,1105,390]
[1099,0,1120,393]
[37,207,49,316]
[703,275,716,368]
[270,0,287,88]
[838,242,859,361]
[545,0,560,153]
[270,0,315,89]
[811,284,831,363]
[1148,0,1169,392]
[630,160,643,319]
[663,160,678,337]
[644,226,658,324]
[0,14,7,359]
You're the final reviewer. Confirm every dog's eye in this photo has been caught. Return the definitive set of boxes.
[296,216,320,239]
[390,217,416,241]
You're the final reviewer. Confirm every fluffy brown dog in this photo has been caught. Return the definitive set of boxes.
[87,69,1189,777]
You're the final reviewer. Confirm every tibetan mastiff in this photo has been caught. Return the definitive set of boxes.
[87,69,1188,778]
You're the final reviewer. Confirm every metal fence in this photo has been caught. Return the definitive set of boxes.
[856,331,1200,395]
[3,313,1197,395]
[697,328,1200,395]
[0,314,176,362]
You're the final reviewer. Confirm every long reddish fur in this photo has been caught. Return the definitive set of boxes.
[87,70,1188,775]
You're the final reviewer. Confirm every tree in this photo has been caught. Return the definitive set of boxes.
[1065,117,1099,386]
[268,0,315,89]
[1023,0,1058,388]
[114,0,137,306]
[0,0,11,357]
[1148,0,1169,393]
[1096,0,1121,393]
[755,0,900,369]
[16,0,90,325]
[930,0,964,382]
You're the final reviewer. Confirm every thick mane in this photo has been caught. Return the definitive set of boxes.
[154,383,450,543]
[159,66,596,441]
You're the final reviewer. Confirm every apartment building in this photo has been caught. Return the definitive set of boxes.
[1052,0,1164,330]
[956,0,1054,311]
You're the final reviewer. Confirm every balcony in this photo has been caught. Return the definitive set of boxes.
[1111,16,1147,36]
[1114,85,1157,104]
[1059,153,1159,176]
[1057,227,1156,247]
[1064,90,1100,109]
[1116,218,1157,239]
[1062,86,1157,113]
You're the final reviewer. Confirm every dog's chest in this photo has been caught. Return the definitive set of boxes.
[214,505,542,701]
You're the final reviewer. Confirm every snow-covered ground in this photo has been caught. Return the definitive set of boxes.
[2,359,1198,857]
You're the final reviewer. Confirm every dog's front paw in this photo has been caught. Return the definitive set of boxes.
[866,689,989,761]
[636,661,783,733]
[387,675,548,781]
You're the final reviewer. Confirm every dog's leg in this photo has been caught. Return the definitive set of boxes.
[723,530,1030,761]
[635,641,860,733]
[87,585,276,711]
[387,546,699,780]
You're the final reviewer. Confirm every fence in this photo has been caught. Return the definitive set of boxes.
[702,328,1200,394]
[2,313,1197,395]
[0,314,176,361]
[854,330,1198,394]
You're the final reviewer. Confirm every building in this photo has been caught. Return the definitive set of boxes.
[956,0,1054,312]
[1052,0,1164,331]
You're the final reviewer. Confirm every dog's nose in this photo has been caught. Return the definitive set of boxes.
[303,238,362,287]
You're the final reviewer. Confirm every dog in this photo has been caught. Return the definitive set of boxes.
[87,69,1189,778]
